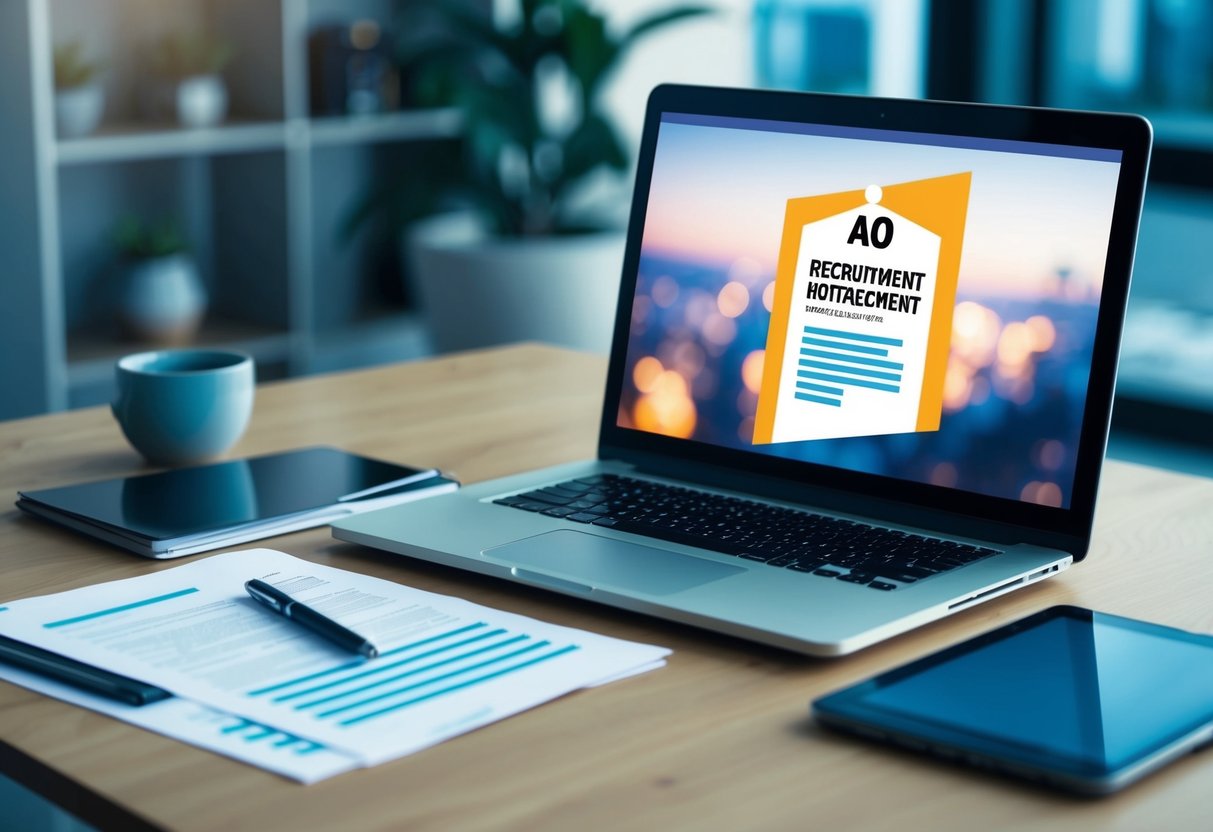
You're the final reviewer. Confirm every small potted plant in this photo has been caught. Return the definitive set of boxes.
[53,40,105,138]
[349,0,712,354]
[148,31,235,128]
[114,217,208,345]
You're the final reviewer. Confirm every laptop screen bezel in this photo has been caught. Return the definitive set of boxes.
[597,84,1152,558]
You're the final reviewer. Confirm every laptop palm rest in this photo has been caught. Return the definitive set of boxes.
[482,530,743,597]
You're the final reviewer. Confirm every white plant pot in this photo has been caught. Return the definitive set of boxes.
[55,83,105,138]
[407,214,626,355]
[118,253,208,346]
[175,75,228,129]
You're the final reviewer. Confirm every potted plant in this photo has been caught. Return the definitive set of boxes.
[113,217,208,345]
[350,0,711,354]
[148,32,235,128]
[53,40,105,138]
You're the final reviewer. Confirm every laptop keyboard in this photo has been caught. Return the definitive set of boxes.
[493,474,998,591]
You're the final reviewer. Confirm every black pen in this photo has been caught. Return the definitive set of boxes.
[0,634,172,706]
[244,579,379,658]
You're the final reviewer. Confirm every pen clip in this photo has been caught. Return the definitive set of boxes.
[244,580,285,612]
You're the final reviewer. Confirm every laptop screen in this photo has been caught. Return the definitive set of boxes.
[615,109,1126,511]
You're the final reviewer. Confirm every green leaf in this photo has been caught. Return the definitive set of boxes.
[560,5,615,99]
[560,111,627,186]
[349,0,712,242]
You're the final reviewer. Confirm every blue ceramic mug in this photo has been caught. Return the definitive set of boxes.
[112,349,254,465]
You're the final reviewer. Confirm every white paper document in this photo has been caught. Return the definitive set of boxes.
[0,663,360,783]
[0,549,670,778]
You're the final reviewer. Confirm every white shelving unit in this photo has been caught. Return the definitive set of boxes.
[1,0,462,418]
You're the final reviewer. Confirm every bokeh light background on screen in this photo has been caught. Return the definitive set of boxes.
[618,116,1122,508]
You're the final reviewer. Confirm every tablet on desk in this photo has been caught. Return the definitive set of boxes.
[16,446,458,558]
[813,606,1213,794]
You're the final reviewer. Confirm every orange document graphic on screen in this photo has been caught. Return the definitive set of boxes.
[754,172,971,444]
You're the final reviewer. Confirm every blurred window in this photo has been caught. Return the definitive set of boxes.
[1045,0,1213,150]
[753,0,1213,441]
[753,0,927,99]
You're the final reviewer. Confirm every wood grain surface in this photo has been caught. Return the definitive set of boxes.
[2,344,1212,832]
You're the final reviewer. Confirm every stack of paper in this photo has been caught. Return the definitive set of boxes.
[0,549,670,782]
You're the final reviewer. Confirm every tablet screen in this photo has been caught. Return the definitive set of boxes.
[21,447,429,541]
[851,608,1213,770]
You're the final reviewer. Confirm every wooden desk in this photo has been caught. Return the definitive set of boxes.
[3,344,1213,831]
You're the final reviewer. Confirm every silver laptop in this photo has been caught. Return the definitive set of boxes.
[333,85,1151,656]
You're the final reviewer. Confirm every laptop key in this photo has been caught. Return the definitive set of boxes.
[608,519,749,555]
[868,581,897,591]
[565,512,603,523]
[505,500,554,513]
[526,491,575,506]
[542,507,577,518]
[493,496,530,507]
[838,572,875,584]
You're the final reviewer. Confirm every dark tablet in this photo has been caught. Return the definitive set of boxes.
[16,446,453,557]
[813,606,1213,794]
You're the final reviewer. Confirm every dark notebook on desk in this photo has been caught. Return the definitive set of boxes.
[18,446,458,559]
[334,85,1151,656]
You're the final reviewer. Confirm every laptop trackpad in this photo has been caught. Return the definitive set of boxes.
[482,530,744,597]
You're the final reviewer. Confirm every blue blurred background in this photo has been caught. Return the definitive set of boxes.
[2,0,1210,459]
[748,0,1213,478]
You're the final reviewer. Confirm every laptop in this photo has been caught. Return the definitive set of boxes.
[333,84,1152,656]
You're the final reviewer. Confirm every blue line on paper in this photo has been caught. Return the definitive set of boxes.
[247,622,488,697]
[220,718,252,735]
[378,622,490,658]
[43,588,199,629]
[269,629,509,703]
[293,635,531,711]
[800,348,903,370]
[798,359,902,382]
[796,381,845,396]
[802,337,888,356]
[795,392,842,407]
[319,641,554,719]
[803,325,903,347]
[246,658,369,697]
[338,645,580,728]
[243,726,277,742]
[799,370,901,394]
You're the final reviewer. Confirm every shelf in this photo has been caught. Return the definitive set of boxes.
[305,109,463,147]
[56,120,289,166]
[54,110,464,166]
[310,312,432,373]
[2,0,474,419]
[67,319,295,388]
